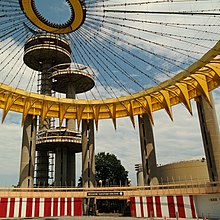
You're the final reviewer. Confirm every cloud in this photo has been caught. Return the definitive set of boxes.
[0,111,22,186]
[83,0,220,95]
[95,117,140,183]
[34,0,71,24]
[154,102,204,166]
[0,38,38,91]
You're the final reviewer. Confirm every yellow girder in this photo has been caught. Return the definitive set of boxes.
[19,0,84,34]
[1,41,220,128]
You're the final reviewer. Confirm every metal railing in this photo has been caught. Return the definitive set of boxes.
[36,128,82,144]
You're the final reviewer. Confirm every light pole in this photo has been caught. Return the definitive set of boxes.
[128,178,132,186]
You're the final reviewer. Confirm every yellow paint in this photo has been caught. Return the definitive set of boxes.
[190,74,211,104]
[59,103,71,127]
[19,0,84,33]
[76,105,86,129]
[176,83,192,114]
[160,90,173,120]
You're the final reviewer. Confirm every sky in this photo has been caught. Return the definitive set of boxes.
[0,0,220,187]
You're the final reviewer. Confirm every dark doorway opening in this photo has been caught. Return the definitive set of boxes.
[96,199,130,216]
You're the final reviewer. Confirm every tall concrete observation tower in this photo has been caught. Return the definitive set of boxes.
[19,34,95,187]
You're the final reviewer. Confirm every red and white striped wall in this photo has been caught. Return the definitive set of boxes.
[0,197,82,218]
[130,195,197,218]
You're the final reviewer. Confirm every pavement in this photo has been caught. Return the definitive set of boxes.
[18,217,204,220]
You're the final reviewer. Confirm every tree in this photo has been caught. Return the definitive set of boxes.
[78,152,129,187]
[95,152,128,187]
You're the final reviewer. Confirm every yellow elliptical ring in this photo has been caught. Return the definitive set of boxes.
[19,0,85,34]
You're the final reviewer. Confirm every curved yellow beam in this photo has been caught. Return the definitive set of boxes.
[19,0,84,34]
[0,41,220,128]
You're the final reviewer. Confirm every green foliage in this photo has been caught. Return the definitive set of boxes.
[95,152,128,186]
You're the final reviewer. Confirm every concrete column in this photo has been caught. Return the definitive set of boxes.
[19,114,36,187]
[40,63,52,96]
[62,147,68,186]
[67,152,76,187]
[89,120,96,187]
[37,61,52,186]
[135,164,144,186]
[82,119,89,188]
[137,170,144,186]
[55,147,62,186]
[55,146,68,186]
[82,119,95,188]
[138,114,158,185]
[66,83,76,129]
[66,83,76,187]
[36,151,49,186]
[39,64,52,131]
[196,93,220,181]
[36,63,52,186]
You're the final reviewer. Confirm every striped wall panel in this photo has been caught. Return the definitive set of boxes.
[130,195,197,218]
[0,197,82,218]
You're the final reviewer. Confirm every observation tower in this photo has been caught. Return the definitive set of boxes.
[19,34,95,187]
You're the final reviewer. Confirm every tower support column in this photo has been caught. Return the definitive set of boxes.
[19,114,36,187]
[138,114,157,185]
[36,63,52,187]
[82,119,95,188]
[36,151,49,186]
[55,146,68,186]
[67,152,76,186]
[66,83,76,187]
[66,83,76,129]
[196,93,220,181]
[89,120,96,187]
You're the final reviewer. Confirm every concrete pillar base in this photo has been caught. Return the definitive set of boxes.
[67,151,76,187]
[19,114,37,188]
[196,93,220,182]
[36,151,49,187]
[138,114,158,186]
[82,119,96,188]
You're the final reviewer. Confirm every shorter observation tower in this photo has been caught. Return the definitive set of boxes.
[48,63,95,187]
[19,33,95,187]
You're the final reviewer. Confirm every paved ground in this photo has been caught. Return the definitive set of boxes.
[20,217,203,220]
[33,218,150,220]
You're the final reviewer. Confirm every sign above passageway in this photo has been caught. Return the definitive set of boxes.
[87,192,124,197]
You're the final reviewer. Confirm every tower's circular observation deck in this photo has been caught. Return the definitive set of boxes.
[23,34,71,71]
[49,63,95,94]
[36,128,82,153]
